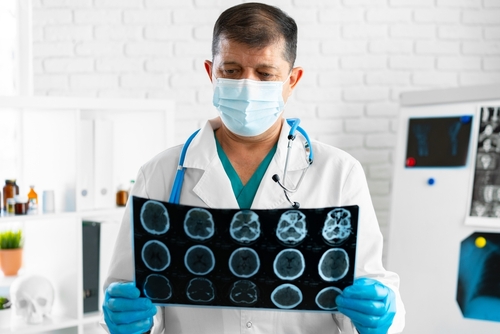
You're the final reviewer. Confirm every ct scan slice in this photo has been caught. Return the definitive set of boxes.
[230,210,261,243]
[141,200,170,235]
[318,248,349,282]
[143,274,172,301]
[229,280,259,306]
[229,247,260,278]
[132,196,359,312]
[322,208,352,246]
[184,208,215,240]
[186,277,215,303]
[184,245,215,275]
[141,240,171,272]
[315,286,342,311]
[273,248,305,280]
[276,210,308,245]
[271,283,303,309]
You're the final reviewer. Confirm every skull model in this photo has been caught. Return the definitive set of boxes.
[10,274,55,324]
[322,208,352,245]
[230,210,261,244]
[275,210,307,245]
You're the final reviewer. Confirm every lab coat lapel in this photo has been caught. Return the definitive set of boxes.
[182,118,239,209]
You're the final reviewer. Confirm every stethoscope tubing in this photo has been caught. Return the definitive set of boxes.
[169,118,313,206]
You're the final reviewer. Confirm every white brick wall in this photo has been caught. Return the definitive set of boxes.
[32,0,500,263]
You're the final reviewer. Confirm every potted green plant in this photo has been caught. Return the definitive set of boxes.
[0,230,23,276]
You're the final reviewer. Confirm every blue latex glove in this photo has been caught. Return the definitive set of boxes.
[103,282,157,334]
[336,278,396,334]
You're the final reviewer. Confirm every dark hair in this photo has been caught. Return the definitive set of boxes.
[212,2,297,67]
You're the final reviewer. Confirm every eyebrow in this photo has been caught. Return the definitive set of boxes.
[220,61,280,70]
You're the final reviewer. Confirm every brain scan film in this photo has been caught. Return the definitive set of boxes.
[184,208,215,240]
[140,200,169,235]
[271,283,303,309]
[229,280,259,306]
[315,286,342,311]
[186,277,215,303]
[143,274,172,301]
[229,247,260,278]
[184,245,215,275]
[318,248,349,282]
[322,208,352,245]
[273,248,305,280]
[276,210,307,245]
[230,210,261,243]
[141,240,171,272]
[132,196,358,312]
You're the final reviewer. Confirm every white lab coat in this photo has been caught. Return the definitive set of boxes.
[104,117,405,334]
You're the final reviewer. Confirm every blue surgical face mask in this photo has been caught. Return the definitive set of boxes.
[212,77,288,137]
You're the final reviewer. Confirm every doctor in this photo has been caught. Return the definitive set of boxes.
[102,3,405,334]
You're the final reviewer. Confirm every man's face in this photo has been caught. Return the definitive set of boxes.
[205,37,302,104]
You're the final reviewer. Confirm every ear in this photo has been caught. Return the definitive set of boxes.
[289,67,303,89]
[284,66,303,99]
[204,60,214,82]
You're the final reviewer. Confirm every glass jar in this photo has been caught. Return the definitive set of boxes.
[3,179,19,211]
[116,185,128,207]
[14,195,28,215]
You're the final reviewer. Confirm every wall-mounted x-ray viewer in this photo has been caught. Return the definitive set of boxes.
[405,115,473,168]
[466,105,500,227]
[388,84,500,334]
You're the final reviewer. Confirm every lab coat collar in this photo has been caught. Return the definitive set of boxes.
[182,117,311,209]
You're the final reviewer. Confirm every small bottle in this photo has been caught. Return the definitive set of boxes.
[3,180,19,211]
[27,186,38,214]
[116,185,128,207]
[6,198,16,215]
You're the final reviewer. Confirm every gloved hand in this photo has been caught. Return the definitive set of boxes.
[103,281,157,334]
[336,278,396,334]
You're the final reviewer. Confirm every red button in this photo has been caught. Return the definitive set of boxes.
[406,157,416,167]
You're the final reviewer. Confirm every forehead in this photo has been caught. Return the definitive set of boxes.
[213,37,288,69]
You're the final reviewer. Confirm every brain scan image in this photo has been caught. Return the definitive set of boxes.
[184,208,215,240]
[230,210,261,244]
[315,286,343,311]
[322,208,352,245]
[141,200,169,235]
[318,248,349,282]
[270,283,303,309]
[273,248,305,281]
[228,247,260,278]
[229,280,259,306]
[141,240,171,272]
[143,274,172,301]
[275,210,308,245]
[186,277,215,303]
[184,245,215,275]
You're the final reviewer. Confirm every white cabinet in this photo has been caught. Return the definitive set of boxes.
[0,96,175,334]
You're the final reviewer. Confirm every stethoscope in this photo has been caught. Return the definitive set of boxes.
[169,118,314,208]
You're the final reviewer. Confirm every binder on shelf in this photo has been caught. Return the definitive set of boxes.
[79,120,94,211]
[94,119,114,209]
[82,221,100,314]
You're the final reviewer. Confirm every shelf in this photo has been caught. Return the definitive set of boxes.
[0,207,126,223]
[0,96,175,334]
[1,314,80,334]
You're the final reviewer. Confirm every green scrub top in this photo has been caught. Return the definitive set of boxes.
[215,135,277,209]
